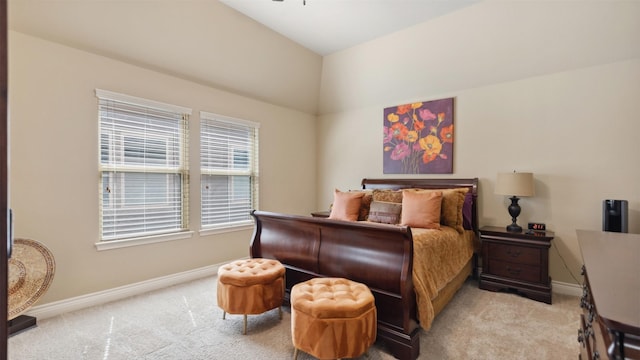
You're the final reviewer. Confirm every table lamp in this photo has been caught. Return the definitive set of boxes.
[495,171,535,232]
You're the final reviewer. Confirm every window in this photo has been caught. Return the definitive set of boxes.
[97,89,191,243]
[200,112,259,231]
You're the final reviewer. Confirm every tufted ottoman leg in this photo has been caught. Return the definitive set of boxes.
[243,314,247,335]
[222,311,249,335]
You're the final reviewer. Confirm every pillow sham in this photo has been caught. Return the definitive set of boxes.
[400,190,442,229]
[405,187,468,233]
[367,200,402,224]
[328,189,365,221]
[328,190,373,221]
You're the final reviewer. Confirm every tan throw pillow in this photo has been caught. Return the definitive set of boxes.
[367,201,402,224]
[328,189,365,221]
[440,187,469,233]
[372,189,403,203]
[400,190,442,229]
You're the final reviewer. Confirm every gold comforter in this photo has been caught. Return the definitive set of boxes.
[411,226,475,330]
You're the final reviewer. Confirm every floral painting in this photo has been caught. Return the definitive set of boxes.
[383,97,454,174]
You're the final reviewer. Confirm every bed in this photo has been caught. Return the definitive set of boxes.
[250,178,479,360]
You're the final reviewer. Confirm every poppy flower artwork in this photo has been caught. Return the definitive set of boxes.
[383,97,454,174]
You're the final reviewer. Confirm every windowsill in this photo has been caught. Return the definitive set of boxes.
[95,230,194,251]
[199,223,254,237]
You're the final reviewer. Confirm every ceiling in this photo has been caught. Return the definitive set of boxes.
[219,0,478,55]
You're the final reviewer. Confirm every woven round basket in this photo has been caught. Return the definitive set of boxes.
[8,238,56,320]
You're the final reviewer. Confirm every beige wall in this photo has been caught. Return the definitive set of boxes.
[318,1,640,114]
[317,2,640,285]
[9,0,322,114]
[9,32,317,304]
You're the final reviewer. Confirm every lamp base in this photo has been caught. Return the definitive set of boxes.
[506,196,523,233]
[506,223,523,233]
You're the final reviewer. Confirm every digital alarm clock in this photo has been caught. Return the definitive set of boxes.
[528,222,546,231]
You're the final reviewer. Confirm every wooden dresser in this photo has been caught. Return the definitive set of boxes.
[577,230,640,360]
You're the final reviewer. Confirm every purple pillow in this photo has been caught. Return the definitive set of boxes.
[462,192,473,230]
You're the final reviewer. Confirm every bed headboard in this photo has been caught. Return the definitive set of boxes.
[361,178,479,232]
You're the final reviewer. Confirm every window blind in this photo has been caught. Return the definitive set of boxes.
[200,112,259,229]
[97,89,190,241]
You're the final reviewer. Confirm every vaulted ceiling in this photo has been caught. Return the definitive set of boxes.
[218,0,478,55]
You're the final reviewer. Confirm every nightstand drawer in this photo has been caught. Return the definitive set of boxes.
[487,259,541,283]
[487,242,540,266]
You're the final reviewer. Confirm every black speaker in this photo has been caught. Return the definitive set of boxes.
[602,199,628,233]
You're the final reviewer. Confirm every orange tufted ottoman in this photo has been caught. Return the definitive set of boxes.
[217,258,285,334]
[291,277,377,360]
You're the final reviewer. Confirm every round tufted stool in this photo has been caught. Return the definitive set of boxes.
[291,277,377,360]
[217,258,285,334]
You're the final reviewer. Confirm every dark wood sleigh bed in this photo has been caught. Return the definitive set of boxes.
[250,178,479,360]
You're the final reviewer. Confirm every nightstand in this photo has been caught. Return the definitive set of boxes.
[310,211,330,218]
[479,226,554,304]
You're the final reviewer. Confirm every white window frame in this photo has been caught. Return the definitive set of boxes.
[96,89,193,250]
[199,111,259,235]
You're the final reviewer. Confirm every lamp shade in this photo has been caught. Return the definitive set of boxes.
[495,172,535,197]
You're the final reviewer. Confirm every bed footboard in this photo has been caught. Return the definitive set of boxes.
[250,210,420,360]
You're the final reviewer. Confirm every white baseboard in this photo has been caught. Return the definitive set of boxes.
[552,280,582,297]
[477,266,582,298]
[25,261,228,320]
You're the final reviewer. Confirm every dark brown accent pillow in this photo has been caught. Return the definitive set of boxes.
[358,192,373,221]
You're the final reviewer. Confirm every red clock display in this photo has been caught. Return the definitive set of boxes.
[528,222,546,231]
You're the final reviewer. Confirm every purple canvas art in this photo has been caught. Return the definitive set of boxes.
[383,97,454,174]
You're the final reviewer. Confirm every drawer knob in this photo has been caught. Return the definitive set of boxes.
[506,249,521,257]
[580,290,587,308]
[577,329,584,346]
[584,325,593,339]
[506,266,521,276]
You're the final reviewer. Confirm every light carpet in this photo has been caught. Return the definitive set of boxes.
[8,276,581,359]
